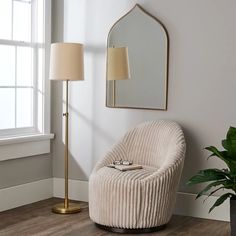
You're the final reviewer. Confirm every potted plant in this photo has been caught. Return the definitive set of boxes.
[187,127,236,235]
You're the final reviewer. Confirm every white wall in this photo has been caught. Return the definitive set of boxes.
[52,0,236,195]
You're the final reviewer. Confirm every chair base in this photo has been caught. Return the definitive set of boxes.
[95,223,167,234]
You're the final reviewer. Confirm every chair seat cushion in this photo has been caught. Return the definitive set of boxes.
[97,165,157,183]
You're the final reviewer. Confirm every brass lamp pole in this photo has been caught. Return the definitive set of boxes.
[49,43,84,214]
[64,80,69,210]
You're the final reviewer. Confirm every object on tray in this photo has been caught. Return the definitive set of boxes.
[107,163,142,171]
[113,160,133,165]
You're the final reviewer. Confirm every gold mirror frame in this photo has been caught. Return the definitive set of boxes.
[106,4,169,110]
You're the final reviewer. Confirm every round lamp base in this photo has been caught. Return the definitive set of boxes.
[52,202,81,214]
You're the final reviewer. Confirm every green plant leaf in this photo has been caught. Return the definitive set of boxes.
[206,146,236,174]
[198,169,231,178]
[222,139,228,151]
[186,169,228,186]
[225,127,236,158]
[204,187,225,203]
[227,127,236,141]
[196,180,226,199]
[187,126,236,212]
[206,146,228,161]
[209,193,234,212]
[205,146,230,165]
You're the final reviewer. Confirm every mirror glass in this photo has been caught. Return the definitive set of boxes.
[106,5,169,110]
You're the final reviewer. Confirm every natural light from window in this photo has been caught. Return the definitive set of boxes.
[0,0,46,136]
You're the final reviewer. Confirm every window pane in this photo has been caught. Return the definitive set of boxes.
[0,89,15,129]
[16,88,33,128]
[0,45,15,86]
[13,1,31,42]
[37,0,44,43]
[0,0,12,40]
[17,47,33,86]
[38,48,44,91]
[37,91,43,132]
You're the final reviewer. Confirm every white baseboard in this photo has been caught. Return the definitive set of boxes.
[53,178,88,202]
[175,192,230,222]
[0,178,230,222]
[0,178,53,212]
[0,178,87,212]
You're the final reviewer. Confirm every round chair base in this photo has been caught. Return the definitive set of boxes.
[95,223,166,234]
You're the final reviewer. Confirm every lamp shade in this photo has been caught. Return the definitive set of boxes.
[49,43,84,81]
[107,47,130,81]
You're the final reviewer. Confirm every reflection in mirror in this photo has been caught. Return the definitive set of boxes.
[107,47,130,106]
[106,4,169,110]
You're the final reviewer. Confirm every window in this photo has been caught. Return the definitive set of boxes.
[0,0,50,136]
[0,0,53,160]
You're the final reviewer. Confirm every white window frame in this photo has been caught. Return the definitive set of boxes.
[0,0,54,161]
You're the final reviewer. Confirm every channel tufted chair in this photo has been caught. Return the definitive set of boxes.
[89,120,186,233]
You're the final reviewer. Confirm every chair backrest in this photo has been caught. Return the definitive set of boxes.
[121,120,185,167]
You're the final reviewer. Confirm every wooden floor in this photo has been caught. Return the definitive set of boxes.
[0,198,230,236]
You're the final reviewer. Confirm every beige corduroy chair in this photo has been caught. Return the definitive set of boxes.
[89,120,186,233]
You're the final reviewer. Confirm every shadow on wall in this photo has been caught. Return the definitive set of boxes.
[52,0,204,186]
[70,45,116,177]
[51,56,116,180]
[179,125,206,193]
[50,47,206,190]
[68,103,115,148]
[55,0,137,180]
[68,102,116,174]
[51,81,87,180]
[51,79,86,180]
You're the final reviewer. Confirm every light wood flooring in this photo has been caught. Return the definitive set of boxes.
[0,198,230,236]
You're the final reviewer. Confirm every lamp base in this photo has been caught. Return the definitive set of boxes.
[52,202,81,214]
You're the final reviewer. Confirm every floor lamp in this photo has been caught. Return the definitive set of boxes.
[107,47,130,106]
[49,43,84,214]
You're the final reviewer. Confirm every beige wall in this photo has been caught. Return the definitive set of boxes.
[0,154,52,189]
[52,0,236,195]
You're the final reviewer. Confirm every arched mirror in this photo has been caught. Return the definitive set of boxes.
[106,4,169,110]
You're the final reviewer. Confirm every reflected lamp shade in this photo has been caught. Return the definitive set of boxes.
[107,47,130,81]
[49,43,84,81]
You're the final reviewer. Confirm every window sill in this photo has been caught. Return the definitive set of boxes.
[0,133,54,161]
